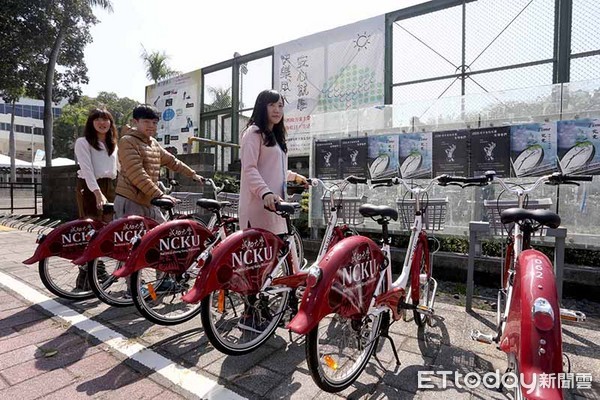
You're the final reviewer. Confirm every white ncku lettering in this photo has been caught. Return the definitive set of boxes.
[158,235,202,251]
[341,259,379,286]
[62,232,87,244]
[231,246,274,268]
[114,229,147,243]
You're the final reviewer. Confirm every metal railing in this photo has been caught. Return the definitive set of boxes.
[0,182,42,215]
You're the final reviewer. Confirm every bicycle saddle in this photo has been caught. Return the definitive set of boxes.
[358,204,399,221]
[500,208,561,229]
[196,199,231,211]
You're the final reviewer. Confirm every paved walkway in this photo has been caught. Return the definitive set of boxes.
[0,228,599,399]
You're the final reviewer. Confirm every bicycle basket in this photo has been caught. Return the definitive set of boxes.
[483,198,553,236]
[397,198,448,231]
[216,192,239,218]
[321,195,368,225]
[171,192,204,215]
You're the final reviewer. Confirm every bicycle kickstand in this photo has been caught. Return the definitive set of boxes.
[375,313,401,368]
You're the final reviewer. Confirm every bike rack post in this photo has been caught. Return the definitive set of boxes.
[546,227,567,301]
[466,221,491,312]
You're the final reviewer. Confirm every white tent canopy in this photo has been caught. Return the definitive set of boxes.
[34,157,75,167]
[0,154,38,169]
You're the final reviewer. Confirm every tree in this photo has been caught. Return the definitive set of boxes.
[141,46,179,84]
[206,86,232,110]
[95,91,138,129]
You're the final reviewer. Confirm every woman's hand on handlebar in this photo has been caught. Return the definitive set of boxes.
[294,173,309,188]
[192,174,205,184]
[263,193,282,211]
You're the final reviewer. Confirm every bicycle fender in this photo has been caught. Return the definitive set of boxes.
[288,235,385,335]
[500,249,563,399]
[23,219,105,264]
[72,216,159,265]
[182,228,285,304]
[113,219,213,277]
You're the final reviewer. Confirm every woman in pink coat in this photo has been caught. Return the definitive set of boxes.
[239,89,307,234]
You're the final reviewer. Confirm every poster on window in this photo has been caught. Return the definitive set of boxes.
[145,69,201,155]
[339,137,368,178]
[510,122,557,177]
[470,126,511,177]
[274,15,385,155]
[557,119,600,175]
[367,134,400,179]
[398,132,432,179]
[432,130,469,177]
[315,139,341,179]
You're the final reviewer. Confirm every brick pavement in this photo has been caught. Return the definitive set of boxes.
[1,228,599,399]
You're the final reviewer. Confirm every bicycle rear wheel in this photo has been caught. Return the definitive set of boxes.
[200,258,292,355]
[88,257,132,307]
[130,269,201,325]
[306,311,382,392]
[38,257,94,300]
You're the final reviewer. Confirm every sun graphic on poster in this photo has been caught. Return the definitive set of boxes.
[353,32,371,51]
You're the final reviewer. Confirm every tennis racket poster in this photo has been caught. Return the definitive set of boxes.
[432,130,469,177]
[367,134,400,179]
[398,132,433,179]
[470,126,511,177]
[557,119,600,175]
[315,139,342,179]
[510,122,558,177]
[340,137,369,178]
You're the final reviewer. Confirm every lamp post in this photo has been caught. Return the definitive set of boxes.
[31,123,35,183]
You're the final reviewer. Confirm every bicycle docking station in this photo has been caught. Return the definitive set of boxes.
[465,220,567,312]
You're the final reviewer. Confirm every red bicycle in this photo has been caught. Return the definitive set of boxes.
[182,176,359,355]
[469,171,590,400]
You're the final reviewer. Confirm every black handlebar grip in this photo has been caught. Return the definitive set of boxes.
[345,175,369,184]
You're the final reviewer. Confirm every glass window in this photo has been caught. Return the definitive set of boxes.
[203,67,232,112]
[34,127,43,135]
[23,105,31,118]
[238,56,272,110]
[14,105,23,117]
[0,104,5,113]
[5,104,12,114]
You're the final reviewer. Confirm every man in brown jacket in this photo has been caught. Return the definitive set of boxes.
[114,104,204,222]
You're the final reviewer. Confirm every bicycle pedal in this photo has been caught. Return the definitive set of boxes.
[415,304,434,316]
[470,329,495,344]
[560,308,586,322]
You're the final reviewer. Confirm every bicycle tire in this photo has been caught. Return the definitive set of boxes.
[38,257,95,300]
[291,225,305,269]
[130,269,202,325]
[88,257,132,307]
[305,310,382,392]
[200,257,292,355]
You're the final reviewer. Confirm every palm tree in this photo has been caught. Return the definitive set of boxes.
[141,46,179,84]
[207,86,232,110]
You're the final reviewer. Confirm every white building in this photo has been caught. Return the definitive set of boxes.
[0,97,64,162]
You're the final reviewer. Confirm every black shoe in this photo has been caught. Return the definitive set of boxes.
[74,267,90,292]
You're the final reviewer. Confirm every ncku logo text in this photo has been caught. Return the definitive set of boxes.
[61,225,92,247]
[158,226,203,252]
[113,222,147,244]
[341,248,379,286]
[231,236,274,268]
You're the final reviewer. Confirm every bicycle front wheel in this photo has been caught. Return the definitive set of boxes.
[38,257,95,300]
[88,257,132,307]
[130,269,201,325]
[411,239,432,327]
[200,258,292,355]
[306,312,382,392]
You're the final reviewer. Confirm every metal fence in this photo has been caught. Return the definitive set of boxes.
[0,182,42,215]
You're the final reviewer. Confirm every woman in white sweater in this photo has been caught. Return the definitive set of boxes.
[74,108,118,222]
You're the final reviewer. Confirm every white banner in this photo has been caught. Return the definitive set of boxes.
[145,69,202,155]
[274,15,386,155]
